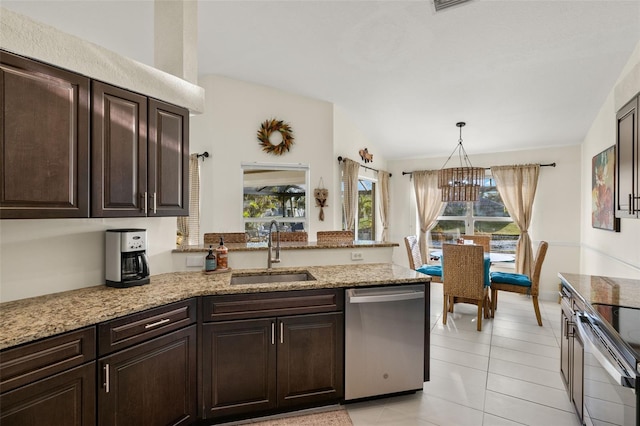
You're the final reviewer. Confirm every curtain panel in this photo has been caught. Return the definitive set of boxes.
[412,170,444,264]
[378,171,391,241]
[341,158,360,231]
[177,154,200,246]
[490,164,540,277]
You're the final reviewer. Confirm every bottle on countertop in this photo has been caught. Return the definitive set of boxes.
[216,237,228,270]
[205,245,217,272]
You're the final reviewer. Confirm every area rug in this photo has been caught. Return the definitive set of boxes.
[244,408,353,425]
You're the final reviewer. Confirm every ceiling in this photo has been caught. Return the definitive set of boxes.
[4,1,640,160]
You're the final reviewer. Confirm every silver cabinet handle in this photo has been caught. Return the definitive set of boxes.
[104,363,110,393]
[271,322,275,345]
[143,192,148,214]
[144,318,170,329]
[280,321,284,344]
[152,192,157,214]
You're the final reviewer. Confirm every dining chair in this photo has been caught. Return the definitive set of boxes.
[404,236,442,283]
[204,232,248,244]
[442,243,488,331]
[464,235,491,252]
[489,241,549,326]
[316,230,354,243]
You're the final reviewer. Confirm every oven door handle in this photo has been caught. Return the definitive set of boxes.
[575,313,636,389]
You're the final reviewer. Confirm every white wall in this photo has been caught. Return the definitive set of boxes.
[189,75,336,239]
[580,41,640,279]
[387,144,583,301]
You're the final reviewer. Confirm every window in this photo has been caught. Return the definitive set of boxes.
[357,178,376,240]
[431,176,519,253]
[341,175,377,240]
[242,164,309,241]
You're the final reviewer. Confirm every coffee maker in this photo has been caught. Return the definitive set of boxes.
[105,229,150,288]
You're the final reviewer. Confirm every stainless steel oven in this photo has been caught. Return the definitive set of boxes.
[574,308,638,426]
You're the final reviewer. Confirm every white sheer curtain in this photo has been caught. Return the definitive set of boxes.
[378,171,391,241]
[177,154,200,246]
[341,158,360,231]
[412,170,444,264]
[490,164,540,276]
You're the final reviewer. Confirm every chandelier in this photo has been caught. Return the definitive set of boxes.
[437,122,485,202]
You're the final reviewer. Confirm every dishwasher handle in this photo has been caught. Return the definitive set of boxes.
[347,288,424,304]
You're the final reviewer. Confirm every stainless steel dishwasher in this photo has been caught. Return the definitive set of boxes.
[344,284,425,401]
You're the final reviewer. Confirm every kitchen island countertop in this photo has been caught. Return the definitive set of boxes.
[558,272,640,309]
[0,263,429,350]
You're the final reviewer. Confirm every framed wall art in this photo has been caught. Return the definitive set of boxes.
[592,145,620,232]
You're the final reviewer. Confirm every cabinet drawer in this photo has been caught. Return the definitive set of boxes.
[0,327,95,394]
[98,298,196,356]
[203,289,344,322]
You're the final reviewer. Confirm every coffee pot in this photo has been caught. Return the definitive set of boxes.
[105,229,150,288]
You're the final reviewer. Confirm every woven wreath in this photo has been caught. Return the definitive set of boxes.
[257,118,294,155]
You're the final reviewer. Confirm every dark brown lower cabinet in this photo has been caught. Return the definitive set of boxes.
[202,312,344,420]
[277,313,343,408]
[202,318,277,418]
[98,325,197,426]
[0,363,95,426]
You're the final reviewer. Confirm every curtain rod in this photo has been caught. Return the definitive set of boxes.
[337,156,392,177]
[196,151,209,161]
[401,162,556,176]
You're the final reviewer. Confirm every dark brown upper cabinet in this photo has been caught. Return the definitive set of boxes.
[0,51,90,219]
[92,82,189,217]
[616,95,639,219]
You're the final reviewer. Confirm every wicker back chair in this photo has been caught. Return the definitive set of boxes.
[464,235,491,252]
[442,243,488,331]
[277,231,308,242]
[204,232,248,245]
[316,230,354,243]
[490,241,548,326]
[404,236,442,283]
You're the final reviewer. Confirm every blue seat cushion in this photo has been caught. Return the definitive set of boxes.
[417,264,442,277]
[490,271,531,287]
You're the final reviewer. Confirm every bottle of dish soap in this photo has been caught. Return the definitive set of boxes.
[205,245,217,272]
[215,237,228,270]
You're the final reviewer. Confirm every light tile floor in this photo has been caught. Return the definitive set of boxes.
[345,284,581,426]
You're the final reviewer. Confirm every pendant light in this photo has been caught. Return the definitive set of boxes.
[437,122,485,202]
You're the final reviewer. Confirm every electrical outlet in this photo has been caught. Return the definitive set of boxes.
[186,256,204,267]
[351,251,364,261]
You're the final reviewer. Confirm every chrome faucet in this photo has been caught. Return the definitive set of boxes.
[267,220,281,269]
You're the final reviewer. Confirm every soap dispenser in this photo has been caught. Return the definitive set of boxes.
[205,245,217,272]
[215,237,229,270]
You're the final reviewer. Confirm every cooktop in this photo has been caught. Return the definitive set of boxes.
[592,303,640,359]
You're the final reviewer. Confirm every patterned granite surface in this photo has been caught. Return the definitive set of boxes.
[174,240,398,253]
[558,272,640,308]
[0,263,428,350]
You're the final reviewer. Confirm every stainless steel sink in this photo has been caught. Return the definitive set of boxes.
[230,271,316,285]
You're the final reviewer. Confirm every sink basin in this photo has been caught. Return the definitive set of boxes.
[230,271,316,285]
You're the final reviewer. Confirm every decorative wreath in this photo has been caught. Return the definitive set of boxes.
[257,118,294,155]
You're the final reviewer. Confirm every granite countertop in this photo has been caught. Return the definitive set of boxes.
[174,240,398,253]
[558,272,640,309]
[0,263,429,350]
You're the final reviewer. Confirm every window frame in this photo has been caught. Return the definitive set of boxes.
[431,175,518,253]
[241,163,310,235]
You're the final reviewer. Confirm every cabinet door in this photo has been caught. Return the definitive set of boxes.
[0,51,90,219]
[202,318,277,419]
[98,325,196,426]
[560,309,570,389]
[92,81,148,217]
[148,99,189,217]
[616,96,639,218]
[0,363,95,426]
[571,325,584,422]
[277,312,344,407]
